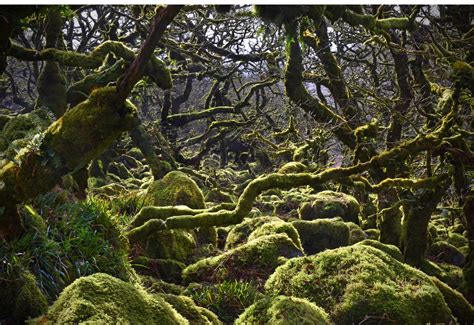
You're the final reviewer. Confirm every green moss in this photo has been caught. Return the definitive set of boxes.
[277,161,307,174]
[364,228,380,240]
[108,161,134,179]
[132,256,186,284]
[248,220,303,251]
[157,293,222,325]
[36,60,67,117]
[42,86,137,171]
[436,263,464,289]
[225,216,282,249]
[0,110,52,160]
[346,221,366,244]
[130,205,198,228]
[427,241,465,267]
[183,234,303,285]
[355,239,404,262]
[137,228,197,262]
[235,295,331,325]
[0,271,48,323]
[140,275,184,295]
[30,273,188,324]
[431,276,474,324]
[292,218,350,255]
[146,171,206,209]
[265,245,453,324]
[448,233,468,248]
[298,190,360,224]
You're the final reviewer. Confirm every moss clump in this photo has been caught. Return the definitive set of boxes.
[355,239,404,262]
[364,228,380,240]
[431,276,474,324]
[448,233,468,248]
[248,220,303,251]
[292,218,350,255]
[225,216,282,249]
[183,234,303,286]
[184,280,263,324]
[277,161,307,174]
[158,293,222,325]
[0,110,52,158]
[132,256,186,284]
[144,171,216,248]
[140,275,185,295]
[346,221,366,244]
[31,273,188,324]
[146,171,205,209]
[427,241,465,267]
[265,245,453,324]
[298,190,360,224]
[235,295,331,325]
[137,228,197,262]
[0,271,48,323]
[436,263,464,289]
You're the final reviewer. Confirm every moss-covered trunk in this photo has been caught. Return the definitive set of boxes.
[36,7,67,118]
[401,182,449,267]
[0,87,137,239]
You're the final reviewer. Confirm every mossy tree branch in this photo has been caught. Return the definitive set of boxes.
[127,126,454,236]
[284,22,356,149]
[8,40,172,91]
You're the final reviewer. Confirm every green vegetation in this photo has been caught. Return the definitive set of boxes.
[0,4,473,324]
[265,245,453,324]
[298,190,360,224]
[30,273,188,324]
[183,234,303,285]
[235,295,331,325]
[185,281,263,323]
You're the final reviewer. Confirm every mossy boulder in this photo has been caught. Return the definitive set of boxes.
[235,295,331,325]
[140,275,185,295]
[139,228,197,262]
[277,161,307,174]
[183,234,303,286]
[364,228,380,240]
[355,239,404,262]
[225,216,282,249]
[146,171,205,209]
[132,256,186,284]
[107,161,134,179]
[145,171,216,246]
[298,190,360,224]
[0,271,48,323]
[448,233,468,248]
[265,245,453,324]
[427,241,465,267]
[158,293,222,325]
[31,273,188,324]
[292,218,350,255]
[436,263,464,289]
[346,221,366,244]
[248,220,303,251]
